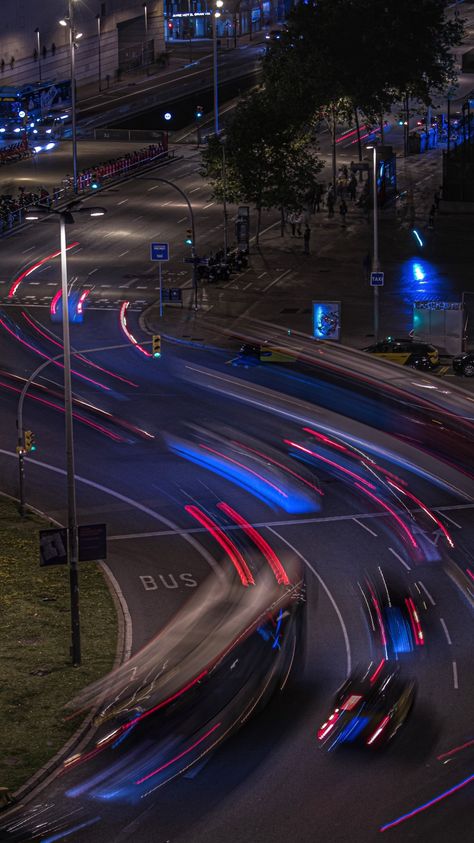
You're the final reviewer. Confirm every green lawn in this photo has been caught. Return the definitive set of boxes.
[0,499,117,792]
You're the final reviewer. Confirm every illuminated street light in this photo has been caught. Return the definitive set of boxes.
[213,0,224,136]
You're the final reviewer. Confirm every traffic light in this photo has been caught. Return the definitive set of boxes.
[24,430,36,452]
[152,335,162,358]
[195,105,204,120]
[185,228,193,245]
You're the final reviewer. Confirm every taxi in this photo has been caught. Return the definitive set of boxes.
[363,337,439,370]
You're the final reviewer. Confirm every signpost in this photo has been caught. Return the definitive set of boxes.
[370,271,384,287]
[150,242,169,317]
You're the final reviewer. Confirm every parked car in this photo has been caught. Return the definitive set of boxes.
[363,337,439,370]
[452,350,474,377]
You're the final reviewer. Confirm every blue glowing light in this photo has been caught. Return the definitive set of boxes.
[164,111,172,121]
[412,229,423,247]
[412,262,426,281]
[385,607,413,654]
[380,773,474,832]
[40,816,101,842]
[272,608,283,649]
[337,715,369,744]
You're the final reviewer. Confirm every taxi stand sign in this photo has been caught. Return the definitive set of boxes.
[150,242,169,262]
[370,271,384,287]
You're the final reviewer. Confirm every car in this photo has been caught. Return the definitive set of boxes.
[265,28,286,41]
[363,337,439,369]
[317,661,416,750]
[360,573,425,659]
[452,350,474,377]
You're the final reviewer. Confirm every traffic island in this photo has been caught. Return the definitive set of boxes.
[0,498,117,796]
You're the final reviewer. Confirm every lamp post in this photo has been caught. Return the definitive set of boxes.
[143,3,149,73]
[140,176,199,310]
[367,144,380,343]
[96,14,102,92]
[60,2,82,194]
[213,0,224,136]
[24,201,107,666]
[35,28,42,82]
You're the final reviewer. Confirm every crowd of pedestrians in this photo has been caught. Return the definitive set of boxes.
[76,142,167,191]
[0,136,31,166]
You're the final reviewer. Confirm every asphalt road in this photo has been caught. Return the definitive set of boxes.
[0,293,473,842]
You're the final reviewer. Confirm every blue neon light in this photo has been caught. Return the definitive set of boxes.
[385,607,413,654]
[40,817,101,842]
[380,773,474,832]
[272,608,283,649]
[412,262,426,281]
[412,229,423,247]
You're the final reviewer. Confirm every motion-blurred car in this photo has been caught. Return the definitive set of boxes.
[360,573,425,658]
[265,27,286,41]
[363,338,439,370]
[452,350,474,377]
[317,662,416,750]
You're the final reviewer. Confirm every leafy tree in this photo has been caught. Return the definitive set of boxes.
[201,90,323,242]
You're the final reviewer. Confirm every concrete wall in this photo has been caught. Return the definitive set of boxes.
[0,1,165,89]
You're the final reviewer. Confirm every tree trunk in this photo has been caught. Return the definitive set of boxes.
[256,205,262,245]
[379,114,385,145]
[354,106,362,162]
[332,107,337,188]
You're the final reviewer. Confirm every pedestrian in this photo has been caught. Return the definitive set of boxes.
[348,174,357,201]
[339,199,348,226]
[327,186,335,218]
[314,184,322,213]
[428,204,436,229]
[51,42,56,57]
[303,225,311,255]
[434,187,441,210]
[294,211,303,236]
[288,211,296,236]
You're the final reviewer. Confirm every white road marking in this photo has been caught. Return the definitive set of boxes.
[388,546,411,571]
[452,661,459,689]
[257,271,268,279]
[87,267,99,276]
[262,268,291,293]
[117,199,128,205]
[190,187,201,193]
[132,216,144,221]
[21,246,35,253]
[243,282,252,290]
[162,200,172,206]
[436,511,462,529]
[440,617,453,645]
[177,216,187,223]
[29,281,40,285]
[418,580,436,606]
[267,526,351,677]
[203,201,215,209]
[118,250,129,257]
[74,248,82,253]
[101,561,133,660]
[147,185,159,191]
[352,517,377,536]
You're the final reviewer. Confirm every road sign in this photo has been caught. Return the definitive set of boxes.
[370,271,384,287]
[78,523,107,562]
[150,242,169,261]
[40,528,68,566]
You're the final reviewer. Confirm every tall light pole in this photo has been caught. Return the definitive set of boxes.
[367,144,380,343]
[60,2,82,194]
[35,28,42,82]
[143,3,149,73]
[96,14,102,92]
[213,0,224,136]
[24,202,107,666]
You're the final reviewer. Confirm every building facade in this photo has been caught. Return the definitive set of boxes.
[0,1,165,88]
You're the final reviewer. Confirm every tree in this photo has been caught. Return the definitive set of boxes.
[201,90,323,243]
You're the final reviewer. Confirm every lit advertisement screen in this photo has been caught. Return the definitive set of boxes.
[312,301,341,341]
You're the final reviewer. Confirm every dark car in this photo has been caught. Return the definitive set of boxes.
[360,573,426,659]
[452,350,474,377]
[317,661,416,750]
[363,337,439,369]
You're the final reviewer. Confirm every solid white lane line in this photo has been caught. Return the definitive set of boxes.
[440,617,453,645]
[262,268,291,293]
[436,511,462,529]
[267,526,351,677]
[418,580,436,606]
[352,517,378,537]
[452,661,459,689]
[388,546,411,571]
[100,561,133,660]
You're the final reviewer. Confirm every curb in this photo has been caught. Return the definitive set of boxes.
[0,492,131,814]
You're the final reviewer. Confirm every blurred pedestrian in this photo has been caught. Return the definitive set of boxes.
[434,187,441,210]
[303,225,311,254]
[348,174,357,202]
[339,199,348,226]
[288,211,296,236]
[428,204,436,229]
[294,211,303,236]
[327,186,335,218]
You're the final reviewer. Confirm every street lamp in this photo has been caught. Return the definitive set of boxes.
[96,14,102,92]
[367,144,380,343]
[35,28,42,82]
[59,2,82,194]
[213,0,224,136]
[24,201,106,666]
[143,2,149,74]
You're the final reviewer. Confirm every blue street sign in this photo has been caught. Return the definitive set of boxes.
[150,242,169,261]
[370,271,384,287]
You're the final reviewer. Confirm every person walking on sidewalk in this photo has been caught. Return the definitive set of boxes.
[303,225,311,254]
[288,211,296,236]
[348,174,357,202]
[327,186,335,218]
[294,211,303,236]
[339,199,348,227]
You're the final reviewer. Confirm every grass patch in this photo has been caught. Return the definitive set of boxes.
[0,499,117,792]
